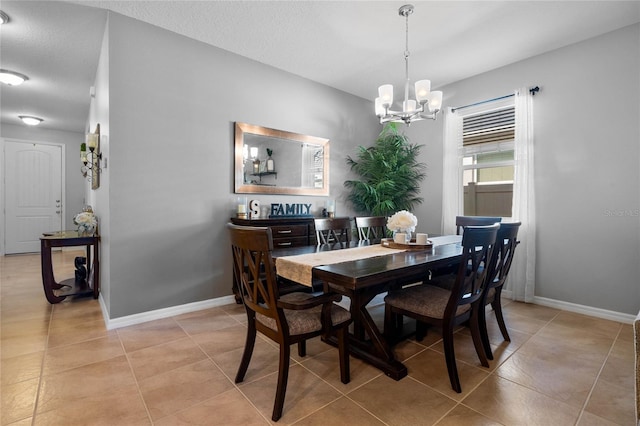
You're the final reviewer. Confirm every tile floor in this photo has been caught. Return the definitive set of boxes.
[1,250,635,425]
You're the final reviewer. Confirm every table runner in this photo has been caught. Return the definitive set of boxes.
[275,244,405,287]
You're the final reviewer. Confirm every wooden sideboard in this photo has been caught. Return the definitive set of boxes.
[230,217,316,247]
[229,216,317,303]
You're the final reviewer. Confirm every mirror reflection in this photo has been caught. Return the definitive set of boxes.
[234,122,330,196]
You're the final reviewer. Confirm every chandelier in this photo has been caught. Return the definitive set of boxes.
[375,4,443,125]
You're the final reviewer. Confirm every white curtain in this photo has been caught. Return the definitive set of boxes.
[441,108,463,235]
[509,87,536,302]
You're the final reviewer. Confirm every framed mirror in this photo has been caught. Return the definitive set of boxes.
[234,122,330,196]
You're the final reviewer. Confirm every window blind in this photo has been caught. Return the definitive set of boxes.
[463,106,515,146]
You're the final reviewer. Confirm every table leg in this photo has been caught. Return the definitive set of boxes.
[40,241,67,304]
[325,282,407,380]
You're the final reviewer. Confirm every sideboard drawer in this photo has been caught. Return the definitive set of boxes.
[271,225,309,239]
[272,236,309,248]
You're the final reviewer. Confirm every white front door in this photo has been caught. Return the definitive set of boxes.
[4,141,63,254]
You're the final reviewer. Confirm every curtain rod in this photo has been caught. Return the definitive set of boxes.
[451,86,539,113]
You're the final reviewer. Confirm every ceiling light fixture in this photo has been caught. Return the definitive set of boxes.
[375,4,443,125]
[0,69,29,86]
[0,11,9,24]
[19,115,43,126]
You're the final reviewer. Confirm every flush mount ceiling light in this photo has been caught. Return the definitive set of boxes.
[0,11,9,24]
[374,4,443,125]
[0,69,29,86]
[19,115,44,126]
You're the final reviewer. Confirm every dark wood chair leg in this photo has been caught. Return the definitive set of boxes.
[442,325,462,393]
[415,320,427,342]
[235,319,256,383]
[383,304,395,340]
[336,326,350,384]
[478,304,494,360]
[272,343,291,422]
[492,298,511,342]
[298,341,306,357]
[469,308,490,367]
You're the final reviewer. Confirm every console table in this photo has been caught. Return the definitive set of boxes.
[40,231,100,304]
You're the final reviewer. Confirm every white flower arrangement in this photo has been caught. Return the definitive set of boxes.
[74,211,97,235]
[386,210,418,233]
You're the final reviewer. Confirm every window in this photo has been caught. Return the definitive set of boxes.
[461,103,515,217]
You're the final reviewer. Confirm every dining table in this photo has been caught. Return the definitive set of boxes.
[273,235,463,380]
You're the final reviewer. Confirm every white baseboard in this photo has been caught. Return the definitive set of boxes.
[95,291,636,331]
[532,296,636,324]
[100,294,238,330]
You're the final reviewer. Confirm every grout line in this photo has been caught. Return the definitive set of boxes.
[29,299,54,426]
[574,322,623,425]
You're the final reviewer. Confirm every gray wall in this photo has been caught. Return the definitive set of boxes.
[0,123,85,230]
[101,13,379,319]
[411,23,640,315]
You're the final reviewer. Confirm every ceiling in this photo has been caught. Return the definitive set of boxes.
[1,1,639,134]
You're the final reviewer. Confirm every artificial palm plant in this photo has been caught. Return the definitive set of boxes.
[344,124,425,217]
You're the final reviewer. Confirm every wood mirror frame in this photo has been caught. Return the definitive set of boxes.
[234,122,330,196]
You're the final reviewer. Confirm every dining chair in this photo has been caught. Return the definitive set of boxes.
[383,223,499,393]
[314,217,352,245]
[456,215,502,235]
[479,221,521,360]
[228,223,351,421]
[355,216,387,242]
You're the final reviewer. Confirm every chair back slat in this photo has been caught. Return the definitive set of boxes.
[455,216,502,235]
[355,216,387,242]
[228,224,285,326]
[314,217,352,244]
[448,224,499,316]
[486,222,521,290]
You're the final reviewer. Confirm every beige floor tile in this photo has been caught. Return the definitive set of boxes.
[496,343,601,408]
[174,307,241,335]
[583,377,636,425]
[42,334,124,375]
[597,345,635,390]
[435,404,503,425]
[240,364,342,425]
[33,383,150,425]
[37,355,137,414]
[4,417,33,426]
[502,301,560,322]
[219,302,249,324]
[191,323,250,357]
[523,322,614,363]
[294,396,386,425]
[2,317,50,339]
[50,298,103,321]
[1,351,44,385]
[495,310,550,335]
[463,375,580,425]
[128,336,207,381]
[576,411,622,426]
[138,359,234,421]
[349,375,457,426]
[154,388,269,426]
[212,338,283,384]
[404,348,490,401]
[1,377,39,425]
[300,346,382,393]
[392,339,428,362]
[117,318,188,353]
[46,318,111,349]
[551,311,622,338]
[429,329,512,372]
[1,331,48,359]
